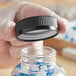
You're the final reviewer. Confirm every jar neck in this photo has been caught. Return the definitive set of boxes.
[21,46,56,67]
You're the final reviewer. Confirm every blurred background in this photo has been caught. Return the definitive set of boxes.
[0,0,76,76]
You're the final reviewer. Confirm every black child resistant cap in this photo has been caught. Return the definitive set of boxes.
[15,16,58,42]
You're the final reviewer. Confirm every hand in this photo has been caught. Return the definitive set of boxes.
[0,1,68,69]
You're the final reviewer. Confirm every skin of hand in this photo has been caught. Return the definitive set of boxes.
[0,1,69,69]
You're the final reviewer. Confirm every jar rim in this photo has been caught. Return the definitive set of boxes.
[21,46,56,58]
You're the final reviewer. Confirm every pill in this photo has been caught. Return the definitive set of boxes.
[46,69,54,76]
[20,73,29,76]
[35,62,44,65]
[30,73,36,76]
[73,26,76,30]
[62,47,76,60]
[17,63,21,70]
[46,63,51,68]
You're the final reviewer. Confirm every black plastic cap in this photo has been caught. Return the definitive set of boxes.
[15,16,58,42]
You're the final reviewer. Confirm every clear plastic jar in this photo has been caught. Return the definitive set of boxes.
[12,46,66,76]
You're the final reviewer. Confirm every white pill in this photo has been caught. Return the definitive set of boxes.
[62,47,76,60]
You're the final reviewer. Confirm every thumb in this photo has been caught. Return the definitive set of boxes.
[0,20,15,41]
